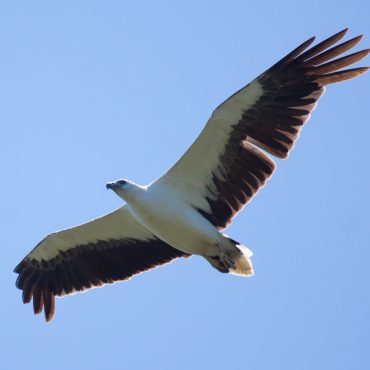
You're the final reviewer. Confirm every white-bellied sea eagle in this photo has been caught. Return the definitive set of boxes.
[14,29,369,321]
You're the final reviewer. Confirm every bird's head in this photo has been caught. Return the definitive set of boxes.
[106,179,143,202]
[106,179,129,191]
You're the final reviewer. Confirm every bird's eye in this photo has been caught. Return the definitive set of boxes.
[118,180,127,185]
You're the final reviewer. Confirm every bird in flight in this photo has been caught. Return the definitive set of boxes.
[15,29,369,322]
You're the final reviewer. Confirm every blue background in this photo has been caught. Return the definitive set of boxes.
[1,1,369,369]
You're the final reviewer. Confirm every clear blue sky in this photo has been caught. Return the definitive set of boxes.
[1,1,369,370]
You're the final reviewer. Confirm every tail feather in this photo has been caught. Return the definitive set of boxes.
[205,237,254,277]
[228,241,254,277]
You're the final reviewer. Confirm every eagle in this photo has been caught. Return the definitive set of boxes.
[14,29,369,322]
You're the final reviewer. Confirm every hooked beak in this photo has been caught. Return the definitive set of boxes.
[106,182,117,191]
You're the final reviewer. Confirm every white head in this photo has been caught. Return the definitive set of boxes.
[106,179,144,202]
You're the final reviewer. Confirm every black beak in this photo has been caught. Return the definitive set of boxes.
[106,183,116,190]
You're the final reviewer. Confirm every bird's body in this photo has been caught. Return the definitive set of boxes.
[14,28,369,321]
[115,181,252,272]
[126,183,220,257]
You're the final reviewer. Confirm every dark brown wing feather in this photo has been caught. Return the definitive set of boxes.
[14,239,189,322]
[199,29,369,230]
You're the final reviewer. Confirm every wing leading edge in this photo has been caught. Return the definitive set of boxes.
[14,206,189,321]
[159,29,369,229]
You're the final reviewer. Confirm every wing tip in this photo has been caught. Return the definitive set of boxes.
[316,66,370,85]
[14,259,26,274]
[338,27,349,36]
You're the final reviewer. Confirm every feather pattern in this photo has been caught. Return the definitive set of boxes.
[14,29,369,322]
[14,206,189,321]
[160,29,369,229]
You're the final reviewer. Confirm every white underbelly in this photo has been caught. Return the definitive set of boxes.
[127,196,219,256]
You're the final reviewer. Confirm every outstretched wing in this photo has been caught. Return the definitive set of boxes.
[14,206,189,321]
[157,29,369,230]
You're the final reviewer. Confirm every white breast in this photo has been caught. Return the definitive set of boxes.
[126,183,220,256]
